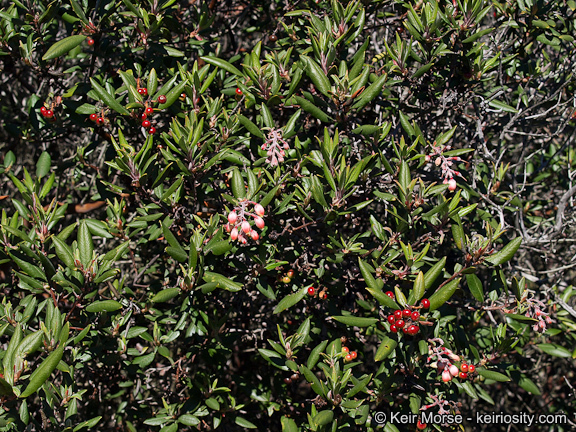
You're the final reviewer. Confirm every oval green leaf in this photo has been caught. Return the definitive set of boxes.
[332,316,378,327]
[89,78,130,115]
[428,277,461,311]
[151,288,180,303]
[85,300,122,313]
[20,343,64,398]
[42,35,86,60]
[375,336,398,361]
[486,237,522,266]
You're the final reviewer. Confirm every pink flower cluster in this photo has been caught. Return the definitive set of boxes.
[262,129,289,166]
[426,338,461,383]
[424,144,464,191]
[523,294,554,333]
[224,201,266,244]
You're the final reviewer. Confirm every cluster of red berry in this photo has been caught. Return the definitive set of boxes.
[39,106,55,120]
[138,92,166,135]
[342,346,357,362]
[307,286,327,299]
[224,202,265,243]
[385,293,429,335]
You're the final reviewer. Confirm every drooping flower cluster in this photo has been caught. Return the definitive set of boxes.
[224,200,266,244]
[262,128,289,166]
[424,144,464,191]
[426,338,476,383]
[522,291,554,333]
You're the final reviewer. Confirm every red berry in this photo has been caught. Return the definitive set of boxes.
[387,315,396,324]
[345,353,352,361]
[142,88,148,96]
[411,311,420,321]
[148,127,156,134]
[350,351,357,359]
[97,117,104,125]
[287,269,295,278]
[407,325,419,335]
[421,298,430,309]
[282,276,291,283]
[468,365,476,373]
[394,310,403,320]
[417,419,427,430]
[137,88,144,95]
[390,324,398,333]
[385,291,394,299]
[459,372,468,379]
[140,113,147,120]
[145,107,154,115]
[283,377,292,385]
[87,38,95,46]
[307,286,315,296]
[40,106,47,114]
[269,34,278,42]
[142,120,151,128]
[89,113,98,121]
[157,95,167,104]
[395,319,405,329]
[44,109,54,118]
[342,346,349,354]
[402,309,411,318]
[460,363,469,373]
[235,87,243,96]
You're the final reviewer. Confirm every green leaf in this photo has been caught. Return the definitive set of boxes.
[488,99,518,113]
[475,368,510,382]
[15,330,44,359]
[158,80,186,110]
[36,152,51,178]
[465,274,484,302]
[307,340,329,370]
[42,35,86,60]
[518,376,541,395]
[407,271,425,305]
[486,237,522,266]
[231,168,246,199]
[151,288,180,303]
[294,96,332,122]
[302,56,331,96]
[353,73,387,110]
[238,114,264,138]
[52,236,75,268]
[203,271,243,292]
[374,336,397,361]
[178,415,200,426]
[73,416,102,432]
[20,342,64,398]
[86,300,122,313]
[428,278,461,311]
[312,410,334,426]
[358,258,377,289]
[235,417,257,429]
[77,221,94,268]
[424,257,446,289]
[366,288,399,310]
[89,78,130,115]
[201,56,243,76]
[537,343,572,358]
[273,287,307,314]
[281,416,298,432]
[332,316,378,327]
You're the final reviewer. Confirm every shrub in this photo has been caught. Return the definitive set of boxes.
[1,0,576,431]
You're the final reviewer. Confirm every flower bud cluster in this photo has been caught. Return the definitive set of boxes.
[424,144,464,191]
[262,129,290,166]
[522,292,554,333]
[224,201,266,244]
